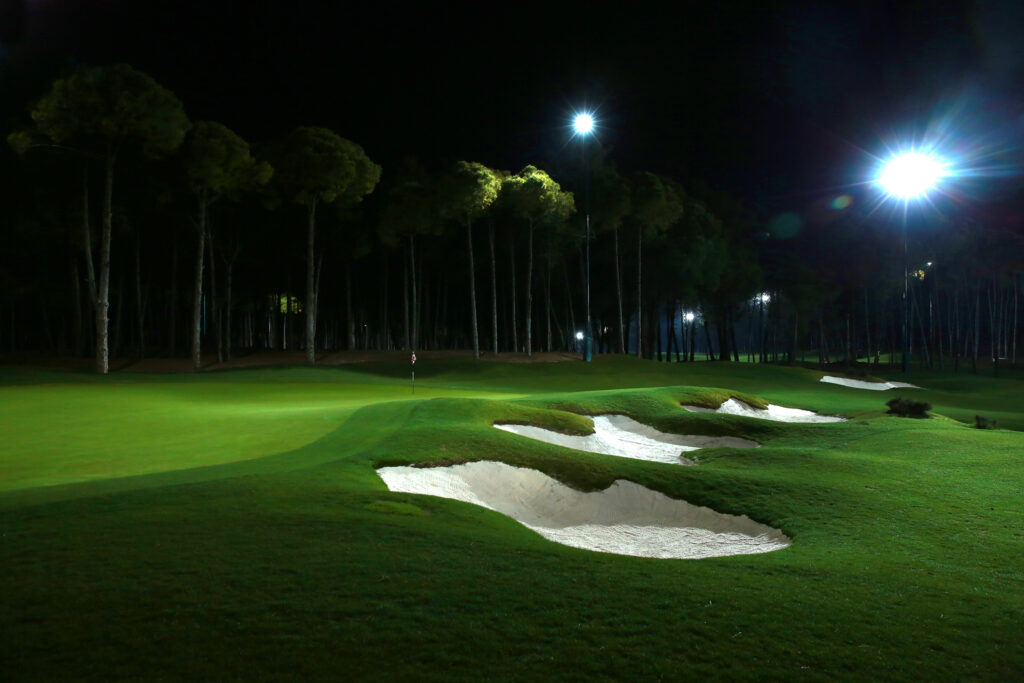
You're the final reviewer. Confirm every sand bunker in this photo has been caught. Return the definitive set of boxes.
[683,398,846,423]
[494,415,758,465]
[820,375,920,391]
[377,461,790,559]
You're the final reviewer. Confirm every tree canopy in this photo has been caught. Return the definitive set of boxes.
[268,126,381,208]
[30,63,190,158]
[183,121,273,200]
[503,165,575,227]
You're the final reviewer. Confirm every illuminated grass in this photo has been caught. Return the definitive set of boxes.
[1,358,1022,680]
[0,369,516,491]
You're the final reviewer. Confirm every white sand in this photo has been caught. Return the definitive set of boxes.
[377,461,790,559]
[494,414,758,465]
[682,398,846,423]
[820,375,921,391]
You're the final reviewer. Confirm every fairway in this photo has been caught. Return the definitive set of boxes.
[1,357,1022,680]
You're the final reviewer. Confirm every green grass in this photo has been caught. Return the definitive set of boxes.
[1,357,1022,680]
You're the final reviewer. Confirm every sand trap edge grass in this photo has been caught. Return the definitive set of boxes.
[494,414,759,465]
[820,375,921,391]
[378,460,790,559]
[682,398,846,423]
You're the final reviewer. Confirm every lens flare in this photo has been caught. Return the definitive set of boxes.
[831,194,853,210]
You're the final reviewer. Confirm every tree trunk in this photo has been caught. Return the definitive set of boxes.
[134,236,145,359]
[1013,274,1019,366]
[845,312,851,367]
[95,149,116,374]
[730,311,741,362]
[818,315,828,365]
[112,267,125,361]
[953,285,960,373]
[191,194,207,372]
[207,231,221,363]
[305,199,318,364]
[653,301,662,360]
[345,261,355,350]
[703,312,715,360]
[973,282,980,373]
[550,265,565,350]
[563,266,576,349]
[282,278,289,351]
[545,260,553,352]
[863,289,873,364]
[689,315,696,361]
[168,233,177,357]
[635,228,643,357]
[792,309,799,364]
[489,223,498,354]
[913,287,931,370]
[80,170,97,310]
[410,233,418,351]
[40,293,54,353]
[72,261,83,357]
[613,226,625,353]
[381,252,390,350]
[989,280,999,377]
[667,301,679,361]
[467,216,480,359]
[509,233,518,352]
[526,221,534,356]
[402,250,410,350]
[225,253,235,360]
[314,252,324,350]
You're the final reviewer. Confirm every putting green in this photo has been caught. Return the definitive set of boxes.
[0,372,516,491]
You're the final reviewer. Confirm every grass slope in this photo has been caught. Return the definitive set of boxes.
[1,357,1022,680]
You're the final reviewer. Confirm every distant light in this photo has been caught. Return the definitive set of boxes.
[878,152,947,199]
[926,261,933,267]
[758,293,771,305]
[573,113,594,135]
[575,331,584,340]
[684,312,695,322]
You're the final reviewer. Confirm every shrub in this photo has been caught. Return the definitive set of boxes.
[974,415,997,430]
[885,397,931,418]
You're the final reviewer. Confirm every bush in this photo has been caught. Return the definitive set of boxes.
[885,397,931,418]
[974,415,997,430]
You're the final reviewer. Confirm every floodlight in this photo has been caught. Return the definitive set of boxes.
[684,312,695,323]
[874,148,950,374]
[878,152,947,199]
[575,331,585,340]
[573,113,594,135]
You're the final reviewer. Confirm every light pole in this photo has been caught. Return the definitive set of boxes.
[574,112,594,362]
[877,151,947,373]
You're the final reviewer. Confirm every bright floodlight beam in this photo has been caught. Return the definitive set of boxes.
[574,113,594,135]
[876,150,948,374]
[573,111,595,361]
[878,152,946,199]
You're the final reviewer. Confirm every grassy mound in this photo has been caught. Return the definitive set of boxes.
[1,358,1022,680]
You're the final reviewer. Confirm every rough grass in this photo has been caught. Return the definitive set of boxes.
[1,357,1022,680]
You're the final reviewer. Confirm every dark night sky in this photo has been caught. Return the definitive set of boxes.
[3,0,1024,211]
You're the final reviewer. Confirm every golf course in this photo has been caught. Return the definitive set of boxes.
[1,356,1021,680]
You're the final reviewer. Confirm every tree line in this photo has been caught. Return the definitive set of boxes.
[3,63,1022,374]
